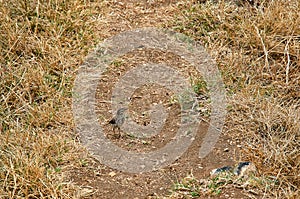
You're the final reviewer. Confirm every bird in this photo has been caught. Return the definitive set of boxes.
[109,108,127,137]
[210,162,257,177]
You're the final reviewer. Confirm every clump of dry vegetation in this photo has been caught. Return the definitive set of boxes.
[1,0,299,198]
[0,0,106,198]
[171,0,299,198]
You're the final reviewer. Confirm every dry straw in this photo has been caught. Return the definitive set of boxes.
[173,0,299,197]
[0,0,107,198]
[0,0,299,198]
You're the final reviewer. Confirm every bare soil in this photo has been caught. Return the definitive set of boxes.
[70,129,243,198]
[69,1,262,198]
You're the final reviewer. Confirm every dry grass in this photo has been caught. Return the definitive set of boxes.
[0,0,299,198]
[0,0,107,198]
[171,0,299,198]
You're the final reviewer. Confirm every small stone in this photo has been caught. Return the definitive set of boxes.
[108,171,117,177]
[95,171,101,176]
[223,148,229,152]
[79,186,94,197]
[199,179,207,184]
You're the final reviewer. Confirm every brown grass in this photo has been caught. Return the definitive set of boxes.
[0,0,107,198]
[171,0,299,198]
[0,0,299,198]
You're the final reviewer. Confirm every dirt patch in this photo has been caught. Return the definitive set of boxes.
[69,1,261,198]
[94,49,205,152]
[70,125,240,198]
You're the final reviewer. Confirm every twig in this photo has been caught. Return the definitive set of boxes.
[284,37,292,84]
[255,26,270,73]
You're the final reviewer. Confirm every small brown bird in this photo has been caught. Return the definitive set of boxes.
[109,108,127,137]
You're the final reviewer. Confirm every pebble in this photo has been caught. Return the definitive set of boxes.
[108,171,117,177]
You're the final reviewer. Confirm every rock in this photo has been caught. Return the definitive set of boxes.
[108,171,117,177]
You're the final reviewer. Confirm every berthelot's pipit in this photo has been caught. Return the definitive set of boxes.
[109,107,127,138]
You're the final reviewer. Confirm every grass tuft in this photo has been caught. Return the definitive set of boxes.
[170,0,299,197]
[0,0,107,198]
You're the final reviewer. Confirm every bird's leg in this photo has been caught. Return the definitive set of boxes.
[116,127,121,139]
[112,126,121,139]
